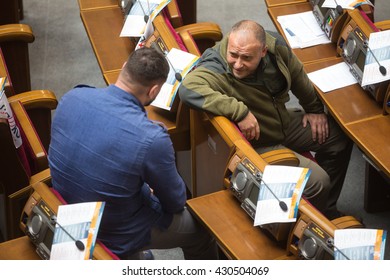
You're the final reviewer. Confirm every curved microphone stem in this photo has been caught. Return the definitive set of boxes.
[364,41,387,76]
[256,173,288,212]
[151,42,183,82]
[138,0,149,23]
[326,238,350,260]
[51,216,85,251]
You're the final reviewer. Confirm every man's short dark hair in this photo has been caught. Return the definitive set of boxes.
[124,47,169,86]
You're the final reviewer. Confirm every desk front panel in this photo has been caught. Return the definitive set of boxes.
[267,3,337,64]
[187,190,287,260]
[346,115,390,177]
[80,7,134,74]
[304,58,383,124]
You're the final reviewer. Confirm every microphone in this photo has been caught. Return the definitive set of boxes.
[151,42,183,82]
[333,0,343,15]
[50,216,85,251]
[326,238,350,260]
[137,0,149,23]
[364,41,387,76]
[255,172,288,212]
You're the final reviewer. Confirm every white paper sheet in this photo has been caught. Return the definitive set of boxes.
[308,62,358,92]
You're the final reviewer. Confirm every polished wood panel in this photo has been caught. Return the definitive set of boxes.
[267,2,338,64]
[347,115,390,177]
[187,190,288,260]
[80,7,134,73]
[0,236,40,260]
[78,0,118,11]
[265,0,307,8]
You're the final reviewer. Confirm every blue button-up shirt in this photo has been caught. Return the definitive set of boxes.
[48,84,186,258]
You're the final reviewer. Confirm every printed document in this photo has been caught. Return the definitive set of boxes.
[334,229,387,260]
[254,165,310,226]
[151,48,199,110]
[361,30,390,86]
[50,201,105,260]
[322,0,374,9]
[120,0,171,37]
[277,11,331,49]
[307,62,358,92]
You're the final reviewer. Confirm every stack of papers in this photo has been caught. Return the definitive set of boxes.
[277,11,331,49]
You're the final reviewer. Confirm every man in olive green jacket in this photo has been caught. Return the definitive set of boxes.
[179,20,353,219]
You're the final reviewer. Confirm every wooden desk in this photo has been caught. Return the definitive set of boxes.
[265,0,308,8]
[267,2,338,64]
[80,7,134,74]
[303,58,390,212]
[78,0,118,11]
[0,236,40,260]
[187,190,289,260]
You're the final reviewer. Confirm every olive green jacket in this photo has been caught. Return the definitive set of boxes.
[178,32,324,147]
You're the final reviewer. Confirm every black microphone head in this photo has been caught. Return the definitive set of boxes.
[175,72,183,82]
[336,5,343,15]
[379,65,387,76]
[75,240,85,251]
[279,201,288,212]
[144,15,149,23]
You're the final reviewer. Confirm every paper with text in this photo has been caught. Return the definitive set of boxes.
[308,62,358,92]
[0,76,22,148]
[362,30,390,86]
[334,229,387,260]
[254,165,310,226]
[277,11,331,49]
[322,0,374,9]
[50,201,105,260]
[151,48,199,110]
[120,0,171,37]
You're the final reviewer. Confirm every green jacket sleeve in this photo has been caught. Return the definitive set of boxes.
[178,66,249,122]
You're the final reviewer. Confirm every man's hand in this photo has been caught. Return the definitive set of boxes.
[237,111,260,141]
[302,113,329,144]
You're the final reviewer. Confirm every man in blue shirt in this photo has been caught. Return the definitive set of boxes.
[48,47,217,259]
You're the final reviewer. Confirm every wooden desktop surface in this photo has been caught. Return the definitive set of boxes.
[303,58,390,178]
[267,2,338,64]
[80,7,134,74]
[78,0,119,11]
[265,0,308,8]
[187,190,288,260]
[0,236,40,260]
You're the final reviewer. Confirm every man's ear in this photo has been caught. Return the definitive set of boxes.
[148,84,162,99]
[261,45,268,58]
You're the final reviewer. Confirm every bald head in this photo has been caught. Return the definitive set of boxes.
[230,20,266,46]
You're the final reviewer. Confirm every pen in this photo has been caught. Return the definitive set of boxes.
[285,28,295,37]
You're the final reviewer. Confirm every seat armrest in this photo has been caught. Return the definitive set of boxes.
[0,24,35,43]
[175,22,223,42]
[260,149,300,166]
[7,90,58,111]
[10,101,48,172]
